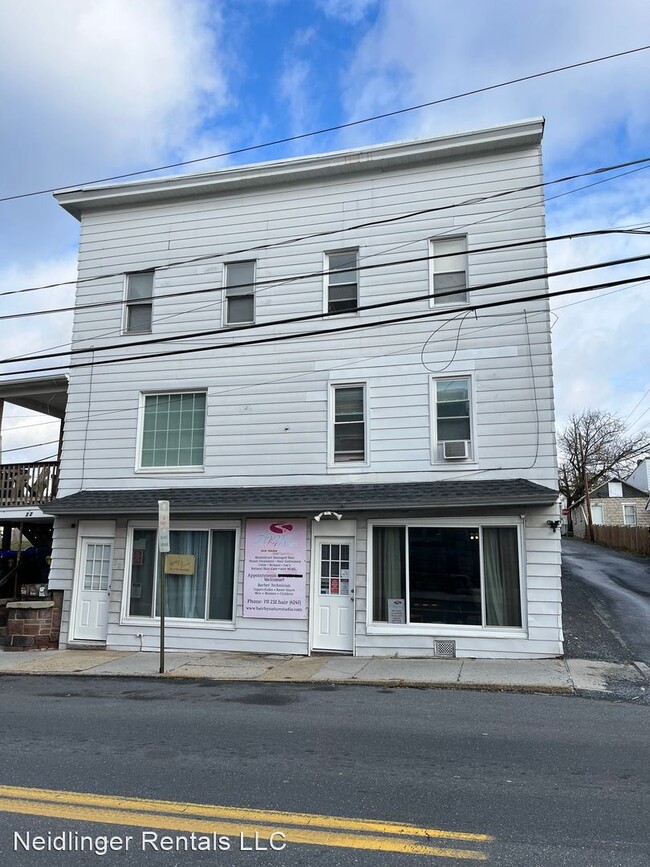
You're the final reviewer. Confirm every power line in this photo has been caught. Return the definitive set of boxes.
[2,156,649,301]
[2,43,649,204]
[4,274,648,379]
[0,227,648,331]
[0,439,59,456]
[1,253,648,368]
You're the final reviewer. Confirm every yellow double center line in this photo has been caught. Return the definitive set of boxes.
[0,785,493,859]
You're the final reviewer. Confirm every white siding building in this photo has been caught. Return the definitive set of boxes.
[46,118,563,659]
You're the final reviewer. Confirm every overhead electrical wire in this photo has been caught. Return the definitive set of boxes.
[1,155,649,301]
[3,274,648,379]
[1,42,649,203]
[1,253,648,368]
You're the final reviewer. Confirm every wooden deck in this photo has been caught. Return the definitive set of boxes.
[0,462,59,507]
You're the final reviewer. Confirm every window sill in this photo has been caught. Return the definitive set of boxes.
[366,623,527,639]
[328,462,371,473]
[135,466,205,475]
[430,461,479,470]
[122,616,236,631]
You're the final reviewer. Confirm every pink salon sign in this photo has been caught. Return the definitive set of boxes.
[243,519,307,619]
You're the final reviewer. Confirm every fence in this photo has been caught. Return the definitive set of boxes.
[592,524,650,556]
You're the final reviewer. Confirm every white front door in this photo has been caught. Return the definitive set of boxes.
[313,538,354,652]
[73,539,112,641]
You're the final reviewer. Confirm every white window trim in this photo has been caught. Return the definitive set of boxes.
[322,248,360,316]
[120,520,240,629]
[135,389,207,474]
[428,235,469,309]
[327,380,370,471]
[429,373,478,467]
[366,517,527,638]
[122,271,154,335]
[622,503,637,526]
[222,260,256,327]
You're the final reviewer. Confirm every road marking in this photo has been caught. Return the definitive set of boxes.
[0,785,492,859]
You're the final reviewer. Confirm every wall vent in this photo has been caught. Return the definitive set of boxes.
[433,640,456,658]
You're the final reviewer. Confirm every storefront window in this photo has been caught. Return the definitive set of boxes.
[127,527,236,621]
[372,524,521,628]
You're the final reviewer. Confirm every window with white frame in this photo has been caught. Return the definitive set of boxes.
[623,504,637,526]
[127,526,236,620]
[224,261,255,325]
[434,377,472,461]
[332,384,366,463]
[591,504,604,525]
[140,392,206,469]
[125,271,154,333]
[608,481,623,497]
[372,523,522,628]
[430,236,468,305]
[326,249,358,313]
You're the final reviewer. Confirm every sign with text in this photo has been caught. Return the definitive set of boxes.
[158,500,170,553]
[164,554,195,575]
[388,598,406,624]
[243,519,307,619]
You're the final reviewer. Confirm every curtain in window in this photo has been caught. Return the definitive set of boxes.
[208,530,236,620]
[163,531,208,619]
[483,527,521,627]
[372,527,406,621]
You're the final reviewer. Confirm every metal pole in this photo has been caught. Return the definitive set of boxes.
[159,551,165,674]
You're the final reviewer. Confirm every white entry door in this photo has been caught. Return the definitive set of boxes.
[73,539,112,641]
[313,538,354,652]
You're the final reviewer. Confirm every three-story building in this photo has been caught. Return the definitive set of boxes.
[46,117,562,658]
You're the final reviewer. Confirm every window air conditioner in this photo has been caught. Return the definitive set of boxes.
[443,440,469,460]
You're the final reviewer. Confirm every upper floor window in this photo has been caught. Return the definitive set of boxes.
[224,261,255,325]
[434,377,472,461]
[608,481,623,497]
[326,249,358,313]
[430,236,468,306]
[140,392,206,469]
[125,271,154,333]
[332,384,366,463]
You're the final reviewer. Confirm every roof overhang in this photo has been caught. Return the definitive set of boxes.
[45,479,559,517]
[0,375,68,419]
[55,118,545,220]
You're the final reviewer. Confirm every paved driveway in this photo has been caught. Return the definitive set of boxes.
[561,537,650,665]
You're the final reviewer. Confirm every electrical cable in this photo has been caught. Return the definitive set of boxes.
[2,157,649,301]
[2,273,648,379]
[2,42,649,203]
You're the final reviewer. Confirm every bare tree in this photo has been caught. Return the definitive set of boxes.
[558,410,649,533]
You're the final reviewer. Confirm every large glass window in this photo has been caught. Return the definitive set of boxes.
[372,524,522,628]
[140,392,206,468]
[127,527,236,621]
[332,385,365,462]
[326,250,358,313]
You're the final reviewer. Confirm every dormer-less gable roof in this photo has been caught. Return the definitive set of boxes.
[54,118,545,220]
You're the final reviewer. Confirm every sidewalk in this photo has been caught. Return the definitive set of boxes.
[1,648,648,696]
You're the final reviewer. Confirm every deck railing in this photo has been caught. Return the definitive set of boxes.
[0,462,59,507]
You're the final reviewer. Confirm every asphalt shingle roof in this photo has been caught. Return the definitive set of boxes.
[45,479,558,516]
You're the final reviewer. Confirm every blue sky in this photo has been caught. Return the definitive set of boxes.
[1,0,649,461]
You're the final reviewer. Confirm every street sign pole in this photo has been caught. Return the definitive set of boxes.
[158,500,170,674]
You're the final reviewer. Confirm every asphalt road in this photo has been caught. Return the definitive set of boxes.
[0,676,648,867]
[561,537,650,665]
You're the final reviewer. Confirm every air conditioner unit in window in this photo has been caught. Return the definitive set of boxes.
[443,440,469,460]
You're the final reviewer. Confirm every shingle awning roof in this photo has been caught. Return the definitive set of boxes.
[45,479,558,516]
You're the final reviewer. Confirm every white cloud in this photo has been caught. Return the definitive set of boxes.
[317,0,378,24]
[0,0,230,192]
